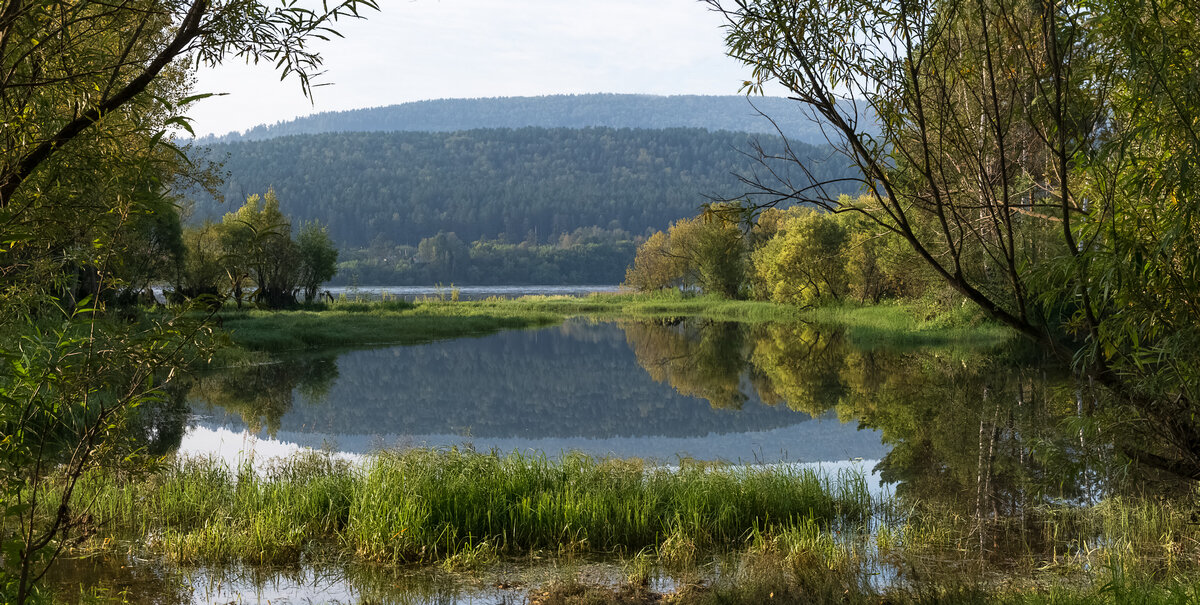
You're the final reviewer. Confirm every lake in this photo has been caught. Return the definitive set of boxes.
[178,318,888,467]
[61,314,1107,604]
[141,312,1085,514]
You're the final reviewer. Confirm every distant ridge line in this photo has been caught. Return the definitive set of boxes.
[201,93,867,146]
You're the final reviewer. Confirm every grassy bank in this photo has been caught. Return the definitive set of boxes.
[800,300,1013,348]
[430,291,807,323]
[216,292,1012,352]
[75,449,870,567]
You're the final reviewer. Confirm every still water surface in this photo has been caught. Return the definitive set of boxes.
[181,318,887,466]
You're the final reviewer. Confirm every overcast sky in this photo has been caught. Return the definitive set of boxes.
[188,0,766,136]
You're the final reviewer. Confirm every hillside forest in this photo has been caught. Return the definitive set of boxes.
[191,127,855,285]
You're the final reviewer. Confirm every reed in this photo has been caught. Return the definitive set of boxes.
[74,449,871,567]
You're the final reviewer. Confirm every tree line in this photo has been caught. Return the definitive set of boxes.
[336,227,636,285]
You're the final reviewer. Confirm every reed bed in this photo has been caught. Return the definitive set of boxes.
[75,449,870,567]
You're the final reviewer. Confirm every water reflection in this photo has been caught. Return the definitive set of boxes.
[621,319,1109,510]
[187,353,340,435]
[97,318,1147,602]
[46,555,536,604]
[136,317,1117,507]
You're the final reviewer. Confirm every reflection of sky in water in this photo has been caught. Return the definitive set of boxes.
[180,420,886,476]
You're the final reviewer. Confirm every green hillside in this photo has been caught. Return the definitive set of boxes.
[192,127,854,249]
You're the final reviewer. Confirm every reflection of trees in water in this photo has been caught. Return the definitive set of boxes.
[621,319,754,409]
[623,319,1117,517]
[748,323,849,415]
[187,328,809,440]
[622,319,856,415]
[187,354,340,437]
[122,383,192,457]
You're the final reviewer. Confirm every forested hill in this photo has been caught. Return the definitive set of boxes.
[203,94,868,146]
[191,127,853,249]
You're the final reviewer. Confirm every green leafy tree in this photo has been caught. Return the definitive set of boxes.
[624,230,686,292]
[751,209,848,305]
[666,211,746,298]
[223,190,300,308]
[296,221,339,303]
[173,221,225,303]
[110,189,187,306]
[416,231,468,280]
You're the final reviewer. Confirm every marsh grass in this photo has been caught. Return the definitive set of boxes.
[452,291,807,323]
[58,454,1200,604]
[801,301,1012,348]
[74,449,870,568]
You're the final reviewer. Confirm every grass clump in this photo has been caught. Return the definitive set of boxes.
[344,449,867,564]
[75,449,870,568]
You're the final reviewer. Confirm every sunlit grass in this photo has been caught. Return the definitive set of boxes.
[801,300,1013,348]
[76,449,870,567]
[210,292,804,352]
[61,450,1200,604]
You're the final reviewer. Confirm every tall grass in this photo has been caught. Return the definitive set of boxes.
[75,449,871,567]
[801,300,1013,348]
[63,451,1200,604]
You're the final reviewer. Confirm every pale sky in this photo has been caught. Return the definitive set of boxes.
[189,0,767,137]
